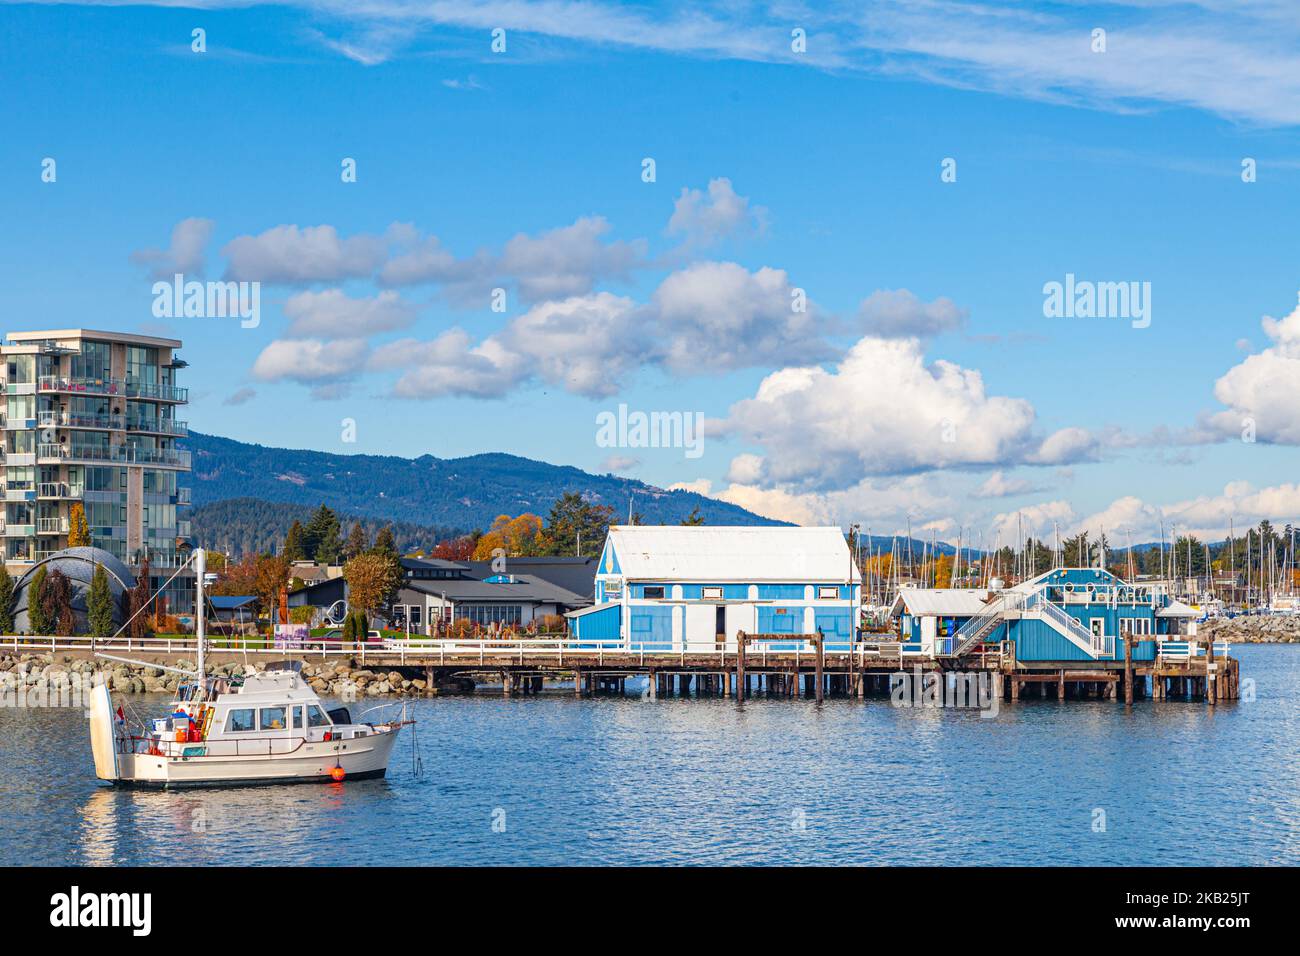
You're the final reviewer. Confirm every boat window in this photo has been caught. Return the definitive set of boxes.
[226,708,256,733]
[306,704,331,728]
[291,706,304,729]
[259,706,287,730]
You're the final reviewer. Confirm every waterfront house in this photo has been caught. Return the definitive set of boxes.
[569,525,861,650]
[889,567,1202,662]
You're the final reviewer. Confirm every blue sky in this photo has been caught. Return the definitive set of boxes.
[4,1,1300,545]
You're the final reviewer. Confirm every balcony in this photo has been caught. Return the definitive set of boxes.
[37,375,127,397]
[2,484,35,502]
[38,411,124,431]
[37,482,78,499]
[36,517,69,535]
[3,524,35,537]
[125,381,188,403]
[37,443,191,469]
[176,487,191,506]
[177,520,192,538]
[2,415,36,430]
[126,417,189,437]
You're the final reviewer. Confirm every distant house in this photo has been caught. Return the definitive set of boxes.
[286,576,347,617]
[569,525,861,650]
[463,556,597,601]
[208,595,258,627]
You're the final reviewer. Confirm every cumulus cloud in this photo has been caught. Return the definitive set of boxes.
[223,224,388,283]
[251,337,369,384]
[724,336,1091,490]
[372,262,827,400]
[856,289,967,338]
[666,178,767,247]
[283,289,416,339]
[131,217,215,279]
[974,470,1041,499]
[380,216,645,304]
[1207,292,1300,444]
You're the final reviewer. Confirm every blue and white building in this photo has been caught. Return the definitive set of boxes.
[568,526,861,650]
[891,567,1205,661]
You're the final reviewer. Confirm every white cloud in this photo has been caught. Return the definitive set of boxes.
[1208,292,1300,443]
[131,217,215,279]
[499,217,645,302]
[283,289,416,339]
[856,289,966,338]
[222,386,257,406]
[667,178,766,247]
[223,224,387,283]
[974,470,1040,499]
[725,335,1090,490]
[600,454,641,472]
[653,261,831,373]
[251,337,369,384]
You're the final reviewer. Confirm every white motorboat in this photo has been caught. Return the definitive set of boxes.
[88,549,410,788]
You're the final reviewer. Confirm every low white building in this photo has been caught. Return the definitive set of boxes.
[568,525,861,650]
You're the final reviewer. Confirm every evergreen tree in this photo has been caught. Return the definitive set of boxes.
[0,565,14,635]
[681,506,705,526]
[542,492,613,558]
[27,566,50,634]
[87,563,114,638]
[129,556,153,640]
[342,611,356,643]
[43,569,75,636]
[68,502,91,547]
[304,505,343,564]
[345,521,369,560]
[372,524,397,558]
[283,520,307,561]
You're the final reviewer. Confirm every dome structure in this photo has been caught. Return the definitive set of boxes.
[12,546,136,634]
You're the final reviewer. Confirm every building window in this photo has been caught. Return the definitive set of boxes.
[817,586,840,600]
[409,605,422,626]
[702,586,723,600]
[642,585,665,599]
[457,605,522,627]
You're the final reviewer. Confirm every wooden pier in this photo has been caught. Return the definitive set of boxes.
[0,632,1240,704]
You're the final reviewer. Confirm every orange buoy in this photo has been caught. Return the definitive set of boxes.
[330,766,346,782]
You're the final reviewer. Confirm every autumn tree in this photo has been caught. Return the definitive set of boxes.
[253,554,291,625]
[430,535,476,560]
[343,552,402,617]
[472,514,545,560]
[128,556,153,640]
[27,565,50,634]
[68,502,91,547]
[87,563,114,638]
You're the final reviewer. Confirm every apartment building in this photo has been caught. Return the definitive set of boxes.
[0,329,194,612]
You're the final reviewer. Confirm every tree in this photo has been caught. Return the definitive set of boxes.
[430,535,475,560]
[87,563,114,638]
[0,565,13,634]
[541,492,613,558]
[344,552,402,617]
[372,524,397,558]
[681,506,705,526]
[42,568,75,636]
[253,554,291,625]
[303,505,343,564]
[344,521,369,560]
[472,514,545,560]
[67,502,91,548]
[128,556,153,640]
[282,520,307,562]
[27,565,50,634]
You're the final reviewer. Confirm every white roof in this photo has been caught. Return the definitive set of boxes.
[604,525,859,583]
[890,588,995,617]
[1156,600,1199,618]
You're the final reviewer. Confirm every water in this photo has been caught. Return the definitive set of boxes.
[2,645,1297,866]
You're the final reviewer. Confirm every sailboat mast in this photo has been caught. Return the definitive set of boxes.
[195,547,206,689]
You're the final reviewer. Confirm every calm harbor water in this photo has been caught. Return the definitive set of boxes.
[1,644,1297,866]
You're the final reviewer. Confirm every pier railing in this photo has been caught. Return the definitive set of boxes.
[0,633,930,667]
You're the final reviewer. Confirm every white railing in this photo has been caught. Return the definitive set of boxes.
[1029,594,1114,658]
[1158,639,1231,663]
[952,591,1023,655]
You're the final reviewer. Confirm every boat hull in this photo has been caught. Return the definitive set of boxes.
[106,727,402,789]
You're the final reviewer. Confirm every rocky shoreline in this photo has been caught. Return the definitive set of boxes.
[1199,615,1300,644]
[0,654,473,696]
